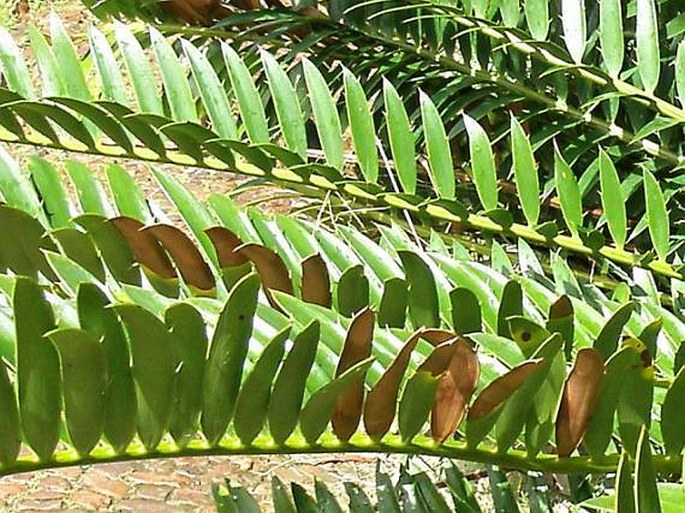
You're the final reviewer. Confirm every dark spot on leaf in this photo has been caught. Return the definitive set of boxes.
[521,331,532,342]
[640,349,652,367]
[238,314,245,321]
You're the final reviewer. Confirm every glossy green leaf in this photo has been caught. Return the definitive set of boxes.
[343,68,378,183]
[65,160,112,216]
[48,329,107,456]
[272,476,297,513]
[202,273,260,445]
[0,357,20,467]
[222,43,269,144]
[114,22,163,115]
[636,0,660,92]
[445,464,482,513]
[233,327,291,445]
[50,13,90,101]
[337,265,369,317]
[0,145,44,223]
[398,370,440,442]
[115,304,176,450]
[599,150,626,249]
[165,303,207,448]
[497,280,523,338]
[28,156,72,229]
[399,251,440,328]
[149,27,198,121]
[89,26,128,105]
[584,347,640,458]
[554,145,582,237]
[661,366,685,454]
[450,287,482,335]
[27,26,64,97]
[463,114,497,211]
[524,0,549,40]
[561,0,586,63]
[14,277,60,461]
[378,278,408,328]
[643,169,669,262]
[77,283,137,454]
[0,26,35,98]
[183,40,237,140]
[303,59,344,171]
[268,321,320,444]
[677,40,685,107]
[315,480,344,513]
[420,91,454,200]
[300,358,373,443]
[593,302,634,361]
[106,164,151,223]
[262,50,306,160]
[600,0,624,77]
[635,425,661,513]
[383,79,416,195]
[511,117,539,226]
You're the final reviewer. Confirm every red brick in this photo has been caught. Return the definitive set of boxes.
[135,484,174,501]
[0,482,29,498]
[129,470,188,486]
[15,498,63,511]
[169,487,212,506]
[118,498,171,512]
[37,475,71,491]
[69,490,111,511]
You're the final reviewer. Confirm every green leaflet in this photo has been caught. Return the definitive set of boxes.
[28,156,72,229]
[445,464,482,513]
[677,40,685,107]
[419,91,455,200]
[600,0,624,77]
[636,0,660,93]
[399,251,440,329]
[65,160,112,217]
[49,14,90,102]
[463,114,498,211]
[561,0,586,63]
[300,358,373,443]
[661,365,685,454]
[398,370,440,442]
[27,25,64,97]
[635,426,661,513]
[643,169,669,262]
[222,43,269,144]
[115,303,176,450]
[0,145,44,223]
[0,357,20,468]
[202,273,260,445]
[303,59,344,171]
[524,0,550,40]
[233,327,291,445]
[181,40,237,139]
[14,277,60,461]
[617,451,636,513]
[114,21,163,115]
[495,334,563,453]
[106,164,151,223]
[553,145,582,237]
[262,50,306,160]
[268,321,320,444]
[383,79,416,195]
[510,117,539,226]
[584,347,640,458]
[337,265,370,317]
[52,228,106,282]
[599,150,626,249]
[414,473,452,512]
[497,280,523,338]
[378,278,409,328]
[77,283,137,454]
[89,26,128,106]
[376,466,402,513]
[343,68,378,183]
[165,303,208,448]
[0,26,35,98]
[272,476,297,513]
[450,287,482,335]
[593,302,634,361]
[48,329,107,456]
[316,479,344,513]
